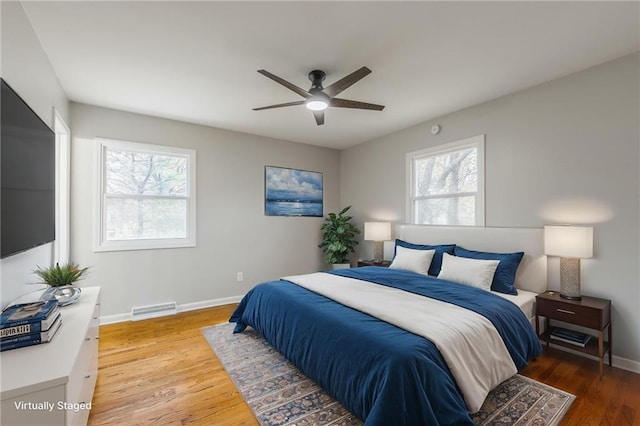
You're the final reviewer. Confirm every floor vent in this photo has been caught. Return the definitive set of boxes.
[131,302,177,321]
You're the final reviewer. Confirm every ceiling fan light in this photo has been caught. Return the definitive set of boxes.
[306,99,329,111]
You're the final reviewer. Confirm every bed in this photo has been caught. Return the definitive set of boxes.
[230,225,545,425]
[494,287,538,324]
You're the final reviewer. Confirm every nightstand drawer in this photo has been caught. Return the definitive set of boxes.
[537,299,603,329]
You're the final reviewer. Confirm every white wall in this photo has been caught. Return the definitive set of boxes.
[70,103,340,317]
[341,53,640,365]
[0,2,70,308]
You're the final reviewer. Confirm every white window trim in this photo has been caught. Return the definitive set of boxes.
[54,109,71,264]
[93,138,197,252]
[406,134,485,226]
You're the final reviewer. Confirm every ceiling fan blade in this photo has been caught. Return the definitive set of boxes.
[257,70,310,99]
[331,97,385,111]
[323,67,372,98]
[253,100,305,111]
[312,110,325,126]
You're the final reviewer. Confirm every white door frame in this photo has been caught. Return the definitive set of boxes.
[53,109,71,264]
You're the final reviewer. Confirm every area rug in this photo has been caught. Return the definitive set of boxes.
[203,323,574,426]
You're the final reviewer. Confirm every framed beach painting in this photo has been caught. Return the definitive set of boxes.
[265,166,323,217]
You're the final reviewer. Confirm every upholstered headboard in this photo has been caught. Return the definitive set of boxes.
[392,225,547,294]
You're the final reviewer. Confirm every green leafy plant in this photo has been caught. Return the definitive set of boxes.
[318,206,361,265]
[34,263,89,287]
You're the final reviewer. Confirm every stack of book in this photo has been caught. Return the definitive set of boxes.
[0,300,62,352]
[550,327,592,347]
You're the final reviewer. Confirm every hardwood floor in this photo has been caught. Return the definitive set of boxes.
[90,305,640,426]
[89,305,258,426]
[521,347,640,426]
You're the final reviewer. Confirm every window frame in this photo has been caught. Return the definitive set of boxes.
[93,138,197,252]
[406,134,485,226]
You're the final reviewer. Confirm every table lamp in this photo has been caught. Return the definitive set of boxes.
[364,222,391,264]
[544,225,593,300]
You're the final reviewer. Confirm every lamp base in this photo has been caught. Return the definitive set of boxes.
[559,257,582,300]
[373,241,384,264]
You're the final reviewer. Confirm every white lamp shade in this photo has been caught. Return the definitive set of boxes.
[364,222,391,241]
[544,225,593,258]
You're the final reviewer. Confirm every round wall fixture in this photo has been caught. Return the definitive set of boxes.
[431,125,441,135]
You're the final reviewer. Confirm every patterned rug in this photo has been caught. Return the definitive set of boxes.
[203,323,574,426]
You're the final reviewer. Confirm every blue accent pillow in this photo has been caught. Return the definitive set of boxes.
[394,240,455,276]
[453,247,524,295]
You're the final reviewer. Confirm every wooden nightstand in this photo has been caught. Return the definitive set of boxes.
[357,260,392,267]
[535,291,612,375]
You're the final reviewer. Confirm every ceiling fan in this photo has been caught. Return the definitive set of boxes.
[253,67,385,125]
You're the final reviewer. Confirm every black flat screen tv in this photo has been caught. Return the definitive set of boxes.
[1,78,55,258]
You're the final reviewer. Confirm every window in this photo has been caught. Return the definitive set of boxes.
[94,138,196,252]
[407,135,485,226]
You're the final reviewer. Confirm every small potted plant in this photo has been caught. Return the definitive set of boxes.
[318,206,360,269]
[34,262,88,306]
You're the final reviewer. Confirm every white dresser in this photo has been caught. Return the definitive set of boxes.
[1,287,100,425]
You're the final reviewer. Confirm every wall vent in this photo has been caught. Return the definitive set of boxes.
[131,302,177,321]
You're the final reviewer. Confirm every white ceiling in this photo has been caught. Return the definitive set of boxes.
[21,1,639,149]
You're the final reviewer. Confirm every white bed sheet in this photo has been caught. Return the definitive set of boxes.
[492,288,537,321]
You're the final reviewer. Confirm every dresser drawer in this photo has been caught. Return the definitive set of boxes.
[67,325,95,406]
[537,299,603,329]
[66,297,99,425]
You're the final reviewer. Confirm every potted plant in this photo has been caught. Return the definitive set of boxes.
[34,262,89,306]
[318,206,360,269]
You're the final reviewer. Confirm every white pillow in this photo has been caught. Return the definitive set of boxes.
[438,253,500,291]
[389,246,435,276]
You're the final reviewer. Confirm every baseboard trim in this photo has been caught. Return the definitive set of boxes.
[100,295,244,325]
[546,342,640,374]
[100,312,130,325]
[612,354,640,374]
[178,296,244,313]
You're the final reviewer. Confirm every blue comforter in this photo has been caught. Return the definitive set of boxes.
[230,267,542,425]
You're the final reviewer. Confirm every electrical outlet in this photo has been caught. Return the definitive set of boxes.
[236,272,244,282]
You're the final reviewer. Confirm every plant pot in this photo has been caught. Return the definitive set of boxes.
[40,285,82,306]
[331,263,351,270]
